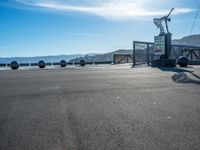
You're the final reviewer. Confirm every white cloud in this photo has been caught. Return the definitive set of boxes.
[15,0,194,20]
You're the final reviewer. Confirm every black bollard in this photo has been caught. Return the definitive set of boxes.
[38,60,46,68]
[60,60,67,67]
[80,60,86,67]
[178,56,188,67]
[10,61,20,70]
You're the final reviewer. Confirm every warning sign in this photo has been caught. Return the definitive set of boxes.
[154,36,165,55]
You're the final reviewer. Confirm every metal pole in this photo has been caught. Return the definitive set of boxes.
[191,51,193,61]
[132,41,136,67]
[147,44,150,66]
[199,49,200,60]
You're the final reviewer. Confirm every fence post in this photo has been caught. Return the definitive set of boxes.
[132,41,136,67]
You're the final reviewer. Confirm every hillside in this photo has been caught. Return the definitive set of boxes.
[172,34,200,46]
[69,49,133,63]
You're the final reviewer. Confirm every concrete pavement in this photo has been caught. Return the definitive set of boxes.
[0,65,200,150]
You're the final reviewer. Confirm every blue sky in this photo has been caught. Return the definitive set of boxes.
[0,0,199,57]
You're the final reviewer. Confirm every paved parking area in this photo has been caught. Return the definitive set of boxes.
[0,65,200,150]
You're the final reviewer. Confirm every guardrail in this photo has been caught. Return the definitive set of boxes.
[0,60,113,70]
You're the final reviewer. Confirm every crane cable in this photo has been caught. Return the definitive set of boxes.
[189,4,200,35]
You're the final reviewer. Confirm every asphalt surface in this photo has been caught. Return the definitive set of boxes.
[0,65,200,150]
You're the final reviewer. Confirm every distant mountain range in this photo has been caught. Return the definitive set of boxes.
[0,54,84,64]
[0,34,199,64]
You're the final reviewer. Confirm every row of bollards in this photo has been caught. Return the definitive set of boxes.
[9,57,188,70]
[10,60,86,70]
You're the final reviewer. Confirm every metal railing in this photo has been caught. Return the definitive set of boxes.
[132,41,200,67]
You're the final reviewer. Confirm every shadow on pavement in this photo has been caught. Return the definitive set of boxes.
[158,67,200,85]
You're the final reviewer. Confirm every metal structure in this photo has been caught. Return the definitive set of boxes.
[132,41,200,67]
[182,48,200,64]
[152,8,176,67]
[113,54,133,64]
[153,8,174,35]
[132,41,153,67]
